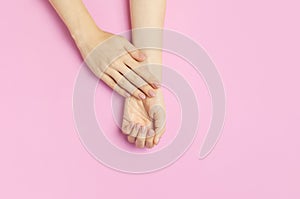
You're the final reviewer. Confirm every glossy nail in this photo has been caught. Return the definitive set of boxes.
[138,93,146,100]
[139,53,146,60]
[152,82,160,89]
[148,90,156,97]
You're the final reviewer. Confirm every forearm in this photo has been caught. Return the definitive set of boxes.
[130,0,166,48]
[49,0,105,56]
[130,0,166,80]
[130,0,166,29]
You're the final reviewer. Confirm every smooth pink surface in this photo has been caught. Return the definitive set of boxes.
[1,0,300,198]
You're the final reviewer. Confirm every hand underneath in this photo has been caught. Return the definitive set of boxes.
[122,89,166,148]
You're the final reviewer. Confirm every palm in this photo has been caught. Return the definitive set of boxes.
[122,89,166,148]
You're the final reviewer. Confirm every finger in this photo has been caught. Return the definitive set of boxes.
[149,106,166,145]
[105,67,146,100]
[128,123,141,144]
[154,126,166,145]
[121,120,133,135]
[116,64,157,98]
[145,129,155,148]
[136,126,147,148]
[100,73,130,98]
[124,59,160,88]
[124,43,146,62]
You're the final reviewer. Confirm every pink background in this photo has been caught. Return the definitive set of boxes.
[1,0,300,198]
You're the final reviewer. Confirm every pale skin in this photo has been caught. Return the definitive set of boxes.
[49,0,166,148]
[122,0,166,148]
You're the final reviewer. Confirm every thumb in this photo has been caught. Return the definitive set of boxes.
[149,106,166,144]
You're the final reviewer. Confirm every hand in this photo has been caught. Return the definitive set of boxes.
[77,31,160,99]
[122,81,166,148]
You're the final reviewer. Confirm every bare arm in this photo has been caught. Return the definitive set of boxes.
[122,0,166,147]
[130,0,166,81]
[49,0,159,99]
[49,0,101,56]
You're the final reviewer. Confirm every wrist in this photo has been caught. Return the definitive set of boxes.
[141,49,162,64]
[71,25,110,58]
[140,49,163,82]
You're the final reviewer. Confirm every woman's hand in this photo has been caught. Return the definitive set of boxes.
[77,31,160,99]
[49,0,159,99]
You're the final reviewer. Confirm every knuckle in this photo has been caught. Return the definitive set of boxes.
[118,77,127,85]
[124,54,133,62]
[130,73,140,83]
[104,66,114,74]
[126,59,139,68]
[110,61,121,69]
[140,85,151,92]
[122,68,131,76]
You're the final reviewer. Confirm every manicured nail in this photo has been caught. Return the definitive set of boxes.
[146,142,151,148]
[152,83,160,88]
[148,90,156,97]
[139,53,146,60]
[125,93,131,98]
[138,93,146,100]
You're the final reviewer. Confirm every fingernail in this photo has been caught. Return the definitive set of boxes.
[152,83,160,88]
[139,53,146,60]
[125,93,131,98]
[148,129,155,136]
[148,90,156,97]
[146,142,151,148]
[138,93,146,100]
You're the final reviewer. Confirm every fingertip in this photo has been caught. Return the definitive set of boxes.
[146,129,155,148]
[152,82,161,89]
[122,121,133,135]
[139,52,146,60]
[148,90,156,97]
[147,129,155,137]
[127,136,135,143]
[146,142,154,148]
[154,135,161,145]
[138,93,146,100]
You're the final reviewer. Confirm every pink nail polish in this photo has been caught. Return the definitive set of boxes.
[138,93,146,100]
[139,53,146,60]
[152,83,160,88]
[148,90,156,97]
